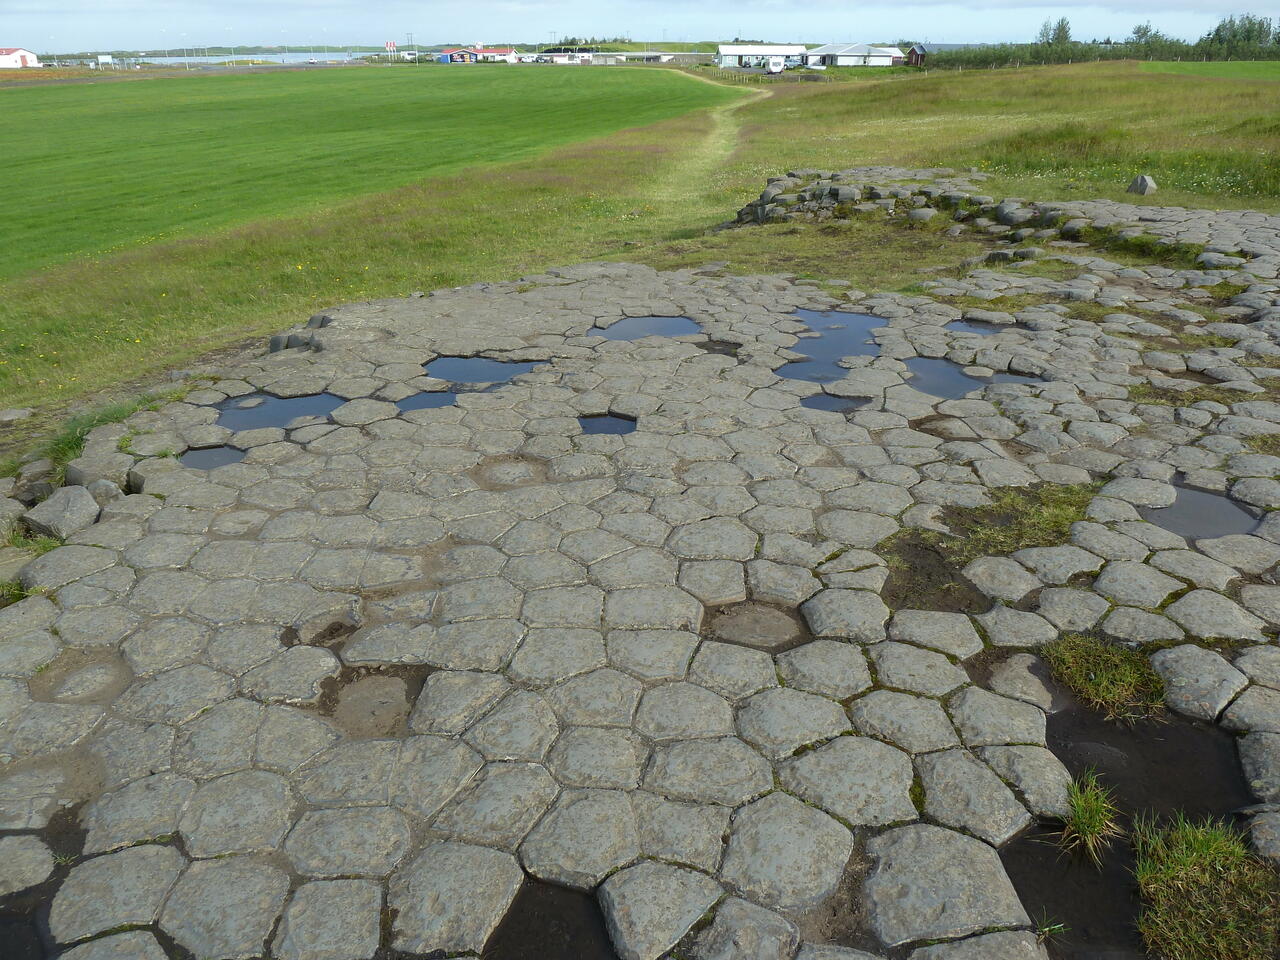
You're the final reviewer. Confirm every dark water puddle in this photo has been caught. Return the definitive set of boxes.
[578,415,636,435]
[591,316,700,340]
[949,319,1011,336]
[179,446,246,470]
[776,309,884,383]
[397,391,458,412]
[424,357,542,384]
[216,392,344,431]
[1139,484,1258,541]
[482,877,617,960]
[801,394,870,414]
[904,356,1040,400]
[1002,828,1144,960]
[1002,704,1254,960]
[1049,705,1252,817]
[697,339,740,357]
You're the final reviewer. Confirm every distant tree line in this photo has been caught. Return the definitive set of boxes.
[555,36,633,46]
[913,13,1280,68]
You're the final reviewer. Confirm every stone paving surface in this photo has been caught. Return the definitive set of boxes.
[3,166,1280,958]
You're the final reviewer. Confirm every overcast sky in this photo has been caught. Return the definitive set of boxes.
[7,0,1247,53]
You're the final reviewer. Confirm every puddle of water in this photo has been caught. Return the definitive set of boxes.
[578,415,636,435]
[1001,828,1144,960]
[180,446,246,470]
[949,319,1009,336]
[800,394,870,414]
[425,357,542,384]
[776,309,884,383]
[397,391,458,412]
[1003,703,1253,960]
[591,316,700,341]
[482,877,617,960]
[216,393,344,431]
[698,340,740,357]
[1049,705,1252,817]
[1139,485,1258,541]
[904,356,1040,400]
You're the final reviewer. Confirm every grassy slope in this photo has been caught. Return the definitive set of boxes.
[2,65,736,278]
[1141,60,1280,80]
[3,60,1278,418]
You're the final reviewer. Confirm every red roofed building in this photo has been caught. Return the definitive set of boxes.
[0,48,41,68]
[474,46,520,62]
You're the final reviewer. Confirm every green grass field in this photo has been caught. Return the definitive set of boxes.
[1141,60,1280,80]
[2,66,736,278]
[2,59,1278,428]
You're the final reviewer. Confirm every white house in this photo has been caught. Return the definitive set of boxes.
[0,48,41,69]
[805,43,905,66]
[473,46,520,63]
[715,44,807,68]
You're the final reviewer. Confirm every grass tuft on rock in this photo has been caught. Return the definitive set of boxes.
[902,482,1099,569]
[7,527,62,557]
[1133,813,1280,960]
[1041,633,1165,720]
[1058,769,1122,865]
[0,579,30,607]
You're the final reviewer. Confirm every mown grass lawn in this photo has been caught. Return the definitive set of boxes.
[1,65,738,279]
[2,59,1278,423]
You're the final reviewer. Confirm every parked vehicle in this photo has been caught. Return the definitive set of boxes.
[765,56,785,74]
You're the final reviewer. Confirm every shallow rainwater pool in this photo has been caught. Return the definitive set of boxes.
[949,319,1011,336]
[424,356,543,384]
[591,315,700,340]
[1139,485,1258,540]
[800,394,870,414]
[180,446,246,470]
[397,391,458,412]
[578,415,636,435]
[776,309,884,383]
[904,356,1040,400]
[215,392,345,431]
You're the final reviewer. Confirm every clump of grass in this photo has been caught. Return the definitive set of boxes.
[1059,770,1123,865]
[901,482,1099,568]
[0,579,31,607]
[1033,911,1069,946]
[6,394,168,485]
[1246,434,1280,457]
[1133,813,1280,960]
[1041,633,1165,720]
[7,527,62,557]
[1128,382,1255,407]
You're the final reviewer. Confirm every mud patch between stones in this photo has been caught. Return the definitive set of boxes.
[880,533,989,614]
[315,663,434,738]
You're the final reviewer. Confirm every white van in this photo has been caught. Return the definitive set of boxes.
[765,56,785,74]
